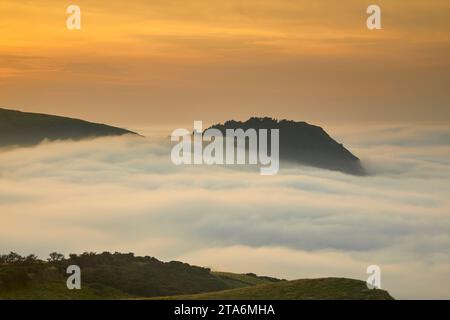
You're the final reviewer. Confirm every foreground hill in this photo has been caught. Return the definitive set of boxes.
[209,117,365,175]
[0,252,393,300]
[0,108,137,148]
[0,252,279,300]
[152,278,393,300]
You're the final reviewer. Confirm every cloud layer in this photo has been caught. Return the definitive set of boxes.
[0,125,449,299]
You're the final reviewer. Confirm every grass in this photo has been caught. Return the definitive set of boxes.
[0,281,128,300]
[1,276,395,300]
[147,277,394,300]
[0,253,394,300]
[212,272,282,289]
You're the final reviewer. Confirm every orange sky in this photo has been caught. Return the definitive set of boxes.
[0,0,449,126]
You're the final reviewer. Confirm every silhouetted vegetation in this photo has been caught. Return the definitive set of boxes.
[0,252,45,291]
[0,251,279,299]
[208,117,365,175]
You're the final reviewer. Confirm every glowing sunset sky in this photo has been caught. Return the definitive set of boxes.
[0,0,449,125]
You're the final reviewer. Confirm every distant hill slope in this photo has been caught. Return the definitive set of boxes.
[0,252,393,300]
[208,117,365,175]
[212,272,282,289]
[0,108,137,148]
[152,278,394,300]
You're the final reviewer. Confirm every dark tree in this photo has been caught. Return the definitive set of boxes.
[48,252,65,262]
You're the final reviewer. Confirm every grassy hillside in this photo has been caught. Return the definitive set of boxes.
[151,278,394,300]
[0,252,278,300]
[0,108,137,148]
[0,252,393,300]
[0,280,127,300]
[212,272,282,289]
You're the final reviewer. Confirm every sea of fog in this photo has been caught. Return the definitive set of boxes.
[0,124,449,299]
